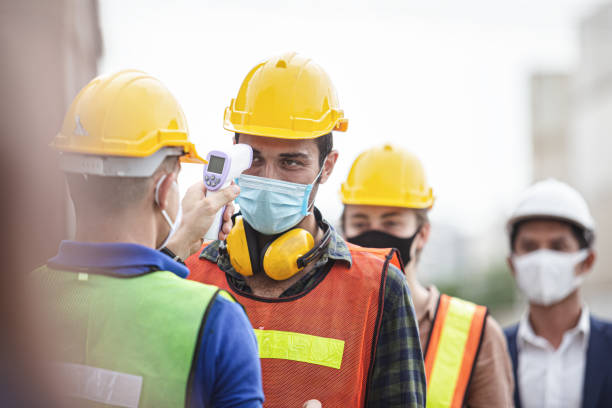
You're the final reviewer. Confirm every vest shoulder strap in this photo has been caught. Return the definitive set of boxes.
[425,294,488,408]
[345,243,404,271]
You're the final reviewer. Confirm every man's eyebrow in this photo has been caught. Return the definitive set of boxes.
[278,152,311,160]
[349,213,369,219]
[517,236,537,245]
[381,212,402,219]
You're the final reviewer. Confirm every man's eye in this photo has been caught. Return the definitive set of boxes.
[282,159,301,167]
[351,222,368,230]
[383,221,399,228]
[551,242,569,252]
[251,157,263,166]
[520,242,538,252]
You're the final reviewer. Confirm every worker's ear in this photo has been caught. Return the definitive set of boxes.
[154,172,178,210]
[415,222,431,252]
[577,250,596,276]
[507,256,516,277]
[318,150,339,185]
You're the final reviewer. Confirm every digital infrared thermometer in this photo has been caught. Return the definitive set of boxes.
[203,144,253,241]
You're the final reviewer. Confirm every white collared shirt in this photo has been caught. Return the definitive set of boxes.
[517,306,590,408]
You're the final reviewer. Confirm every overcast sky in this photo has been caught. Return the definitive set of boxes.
[99,0,607,236]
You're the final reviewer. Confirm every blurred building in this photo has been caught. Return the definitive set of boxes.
[0,0,101,404]
[420,222,470,284]
[531,73,572,184]
[531,1,612,319]
[0,0,102,270]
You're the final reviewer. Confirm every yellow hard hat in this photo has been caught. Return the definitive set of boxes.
[52,70,206,176]
[340,144,435,209]
[224,52,348,139]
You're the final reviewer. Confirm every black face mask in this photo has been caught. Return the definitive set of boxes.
[347,229,420,267]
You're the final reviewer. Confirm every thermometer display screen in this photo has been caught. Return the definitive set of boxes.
[207,155,225,174]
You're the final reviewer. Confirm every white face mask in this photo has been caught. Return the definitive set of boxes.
[154,174,182,250]
[512,249,589,306]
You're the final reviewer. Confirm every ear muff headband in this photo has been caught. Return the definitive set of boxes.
[297,224,332,268]
[243,219,262,275]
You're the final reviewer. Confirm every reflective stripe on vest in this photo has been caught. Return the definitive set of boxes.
[425,294,487,408]
[187,244,392,407]
[253,329,345,369]
[55,362,144,408]
[33,267,226,408]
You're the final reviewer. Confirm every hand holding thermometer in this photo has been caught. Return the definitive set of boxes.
[203,144,253,241]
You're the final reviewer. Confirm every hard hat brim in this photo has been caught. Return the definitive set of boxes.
[58,146,207,177]
[179,143,207,164]
[506,214,594,234]
[224,107,348,140]
[340,194,435,210]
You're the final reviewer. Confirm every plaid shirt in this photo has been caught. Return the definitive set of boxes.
[200,219,426,407]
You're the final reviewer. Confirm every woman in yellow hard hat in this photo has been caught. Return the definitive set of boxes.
[340,144,514,408]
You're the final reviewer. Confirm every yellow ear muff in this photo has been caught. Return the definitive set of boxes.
[262,228,315,281]
[225,217,254,277]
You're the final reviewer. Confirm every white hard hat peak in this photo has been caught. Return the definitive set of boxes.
[508,178,595,233]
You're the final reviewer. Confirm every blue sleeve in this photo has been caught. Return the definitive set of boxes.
[189,295,264,408]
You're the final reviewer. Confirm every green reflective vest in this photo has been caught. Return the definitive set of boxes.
[33,266,228,408]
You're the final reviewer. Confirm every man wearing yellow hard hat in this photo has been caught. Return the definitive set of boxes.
[186,53,426,407]
[33,70,264,407]
[340,145,514,408]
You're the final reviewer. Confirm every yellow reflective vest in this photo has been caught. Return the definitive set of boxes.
[424,294,488,408]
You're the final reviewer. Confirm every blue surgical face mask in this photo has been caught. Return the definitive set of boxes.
[235,168,322,235]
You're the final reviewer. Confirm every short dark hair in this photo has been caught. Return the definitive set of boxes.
[510,218,593,251]
[66,155,179,214]
[235,132,333,168]
[314,132,333,168]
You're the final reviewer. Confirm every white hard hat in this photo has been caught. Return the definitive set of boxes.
[507,178,595,237]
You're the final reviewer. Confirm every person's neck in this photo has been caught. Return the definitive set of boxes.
[255,212,321,249]
[297,211,321,241]
[249,213,323,298]
[74,208,158,249]
[528,290,583,349]
[403,263,430,319]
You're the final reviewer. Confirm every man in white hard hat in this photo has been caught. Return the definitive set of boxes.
[504,179,612,408]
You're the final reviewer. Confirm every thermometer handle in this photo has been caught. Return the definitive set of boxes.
[203,184,230,241]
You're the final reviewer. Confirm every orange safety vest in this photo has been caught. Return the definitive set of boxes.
[187,243,401,407]
[424,294,488,408]
[353,245,404,271]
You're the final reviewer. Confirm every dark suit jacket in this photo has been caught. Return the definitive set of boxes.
[505,315,612,408]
